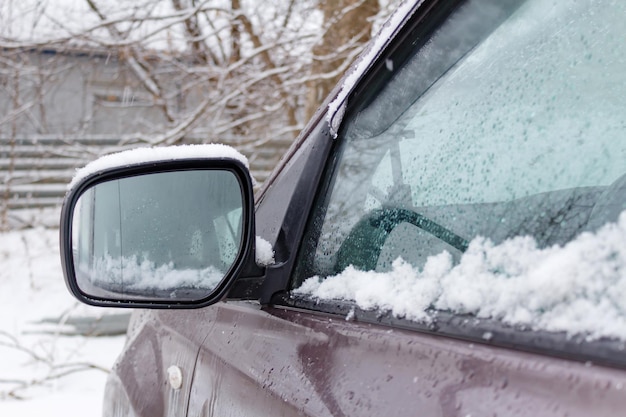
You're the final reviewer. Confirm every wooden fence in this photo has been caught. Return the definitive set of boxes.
[1,136,290,228]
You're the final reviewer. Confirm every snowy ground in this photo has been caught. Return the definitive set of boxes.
[0,209,126,416]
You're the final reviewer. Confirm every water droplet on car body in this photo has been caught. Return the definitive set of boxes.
[167,365,183,390]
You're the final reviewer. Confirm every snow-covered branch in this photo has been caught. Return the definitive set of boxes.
[0,0,400,223]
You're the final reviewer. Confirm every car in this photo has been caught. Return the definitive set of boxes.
[60,0,626,415]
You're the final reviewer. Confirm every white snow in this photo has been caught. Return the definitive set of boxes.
[295,212,626,341]
[255,236,275,267]
[0,0,185,50]
[0,227,125,415]
[327,0,423,138]
[68,144,250,191]
[87,255,225,292]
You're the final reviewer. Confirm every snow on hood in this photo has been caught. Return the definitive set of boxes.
[326,0,423,138]
[295,212,626,341]
[68,144,250,191]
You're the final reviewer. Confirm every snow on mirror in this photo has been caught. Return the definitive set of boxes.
[71,169,244,302]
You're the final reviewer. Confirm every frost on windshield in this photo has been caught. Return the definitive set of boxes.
[80,254,225,298]
[295,212,626,341]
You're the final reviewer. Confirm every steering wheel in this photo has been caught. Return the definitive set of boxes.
[586,172,626,231]
[334,207,469,273]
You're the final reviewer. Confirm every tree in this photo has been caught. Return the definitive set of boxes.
[0,0,400,229]
[306,0,380,120]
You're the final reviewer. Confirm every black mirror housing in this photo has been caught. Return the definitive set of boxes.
[60,148,256,309]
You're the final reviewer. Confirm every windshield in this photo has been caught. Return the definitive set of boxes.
[294,0,626,341]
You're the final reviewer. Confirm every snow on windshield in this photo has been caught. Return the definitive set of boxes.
[69,144,250,191]
[295,212,626,341]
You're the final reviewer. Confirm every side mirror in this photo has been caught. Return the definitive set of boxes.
[60,145,255,308]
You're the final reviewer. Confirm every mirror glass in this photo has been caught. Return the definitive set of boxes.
[71,169,244,302]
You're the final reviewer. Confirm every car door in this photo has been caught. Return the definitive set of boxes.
[187,0,626,416]
[188,303,626,417]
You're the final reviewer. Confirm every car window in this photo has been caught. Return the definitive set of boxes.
[292,0,626,337]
